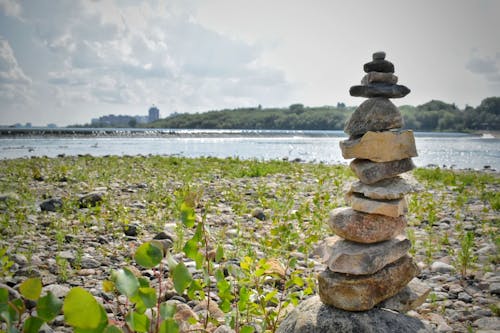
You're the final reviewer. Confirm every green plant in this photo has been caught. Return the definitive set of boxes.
[0,248,14,278]
[456,231,477,278]
[0,278,63,333]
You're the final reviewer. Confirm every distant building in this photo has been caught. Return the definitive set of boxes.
[148,105,160,123]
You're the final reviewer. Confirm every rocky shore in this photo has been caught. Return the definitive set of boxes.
[0,155,498,332]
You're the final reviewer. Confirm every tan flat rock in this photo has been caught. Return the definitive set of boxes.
[329,207,407,243]
[318,255,420,311]
[340,130,417,162]
[346,192,408,217]
[322,235,410,275]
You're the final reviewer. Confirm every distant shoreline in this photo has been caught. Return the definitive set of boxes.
[1,127,499,138]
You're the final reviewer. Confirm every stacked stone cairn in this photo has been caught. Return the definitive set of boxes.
[318,51,430,312]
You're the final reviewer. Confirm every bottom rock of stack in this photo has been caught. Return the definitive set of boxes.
[318,255,419,311]
[276,295,432,333]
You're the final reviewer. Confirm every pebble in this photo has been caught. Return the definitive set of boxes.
[430,261,455,273]
[1,160,498,333]
[489,282,500,295]
[43,284,70,298]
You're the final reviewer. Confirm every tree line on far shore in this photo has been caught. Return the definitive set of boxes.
[147,97,500,132]
[88,97,499,132]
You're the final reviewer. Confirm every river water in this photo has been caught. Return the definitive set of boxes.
[1,129,499,170]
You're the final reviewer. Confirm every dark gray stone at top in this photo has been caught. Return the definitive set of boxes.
[364,60,394,73]
[372,51,386,61]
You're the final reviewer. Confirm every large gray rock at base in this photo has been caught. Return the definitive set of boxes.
[340,130,417,163]
[344,98,404,137]
[276,295,431,333]
[322,235,410,275]
[328,207,406,243]
[377,278,431,313]
[348,175,423,200]
[350,158,416,184]
[318,255,419,311]
[346,192,408,217]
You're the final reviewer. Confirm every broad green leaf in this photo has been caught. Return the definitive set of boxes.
[214,269,225,282]
[291,275,304,287]
[125,312,150,333]
[264,290,278,304]
[19,278,42,301]
[0,288,8,303]
[135,242,163,268]
[240,326,255,333]
[215,245,224,262]
[103,325,123,333]
[238,286,250,312]
[138,277,150,288]
[254,267,266,277]
[180,202,195,228]
[194,252,204,270]
[37,292,63,322]
[138,287,157,308]
[165,252,178,272]
[219,298,231,313]
[23,316,44,333]
[63,287,107,331]
[239,256,252,270]
[182,238,198,260]
[158,318,179,333]
[193,222,203,242]
[113,268,139,298]
[172,262,192,295]
[159,303,176,320]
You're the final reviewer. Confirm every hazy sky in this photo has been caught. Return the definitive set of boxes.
[0,0,499,126]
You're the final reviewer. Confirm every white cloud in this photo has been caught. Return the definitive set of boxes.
[0,0,21,18]
[1,0,499,126]
[467,52,500,83]
[0,36,32,106]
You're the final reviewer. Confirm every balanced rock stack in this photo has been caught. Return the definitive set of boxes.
[277,52,431,333]
[318,51,429,312]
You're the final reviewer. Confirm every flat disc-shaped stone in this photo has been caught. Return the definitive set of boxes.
[347,174,423,200]
[345,192,408,217]
[340,130,417,163]
[349,84,411,98]
[322,235,410,275]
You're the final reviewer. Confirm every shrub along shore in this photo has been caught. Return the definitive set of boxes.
[0,155,499,332]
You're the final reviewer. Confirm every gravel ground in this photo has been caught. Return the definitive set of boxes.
[0,156,498,332]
